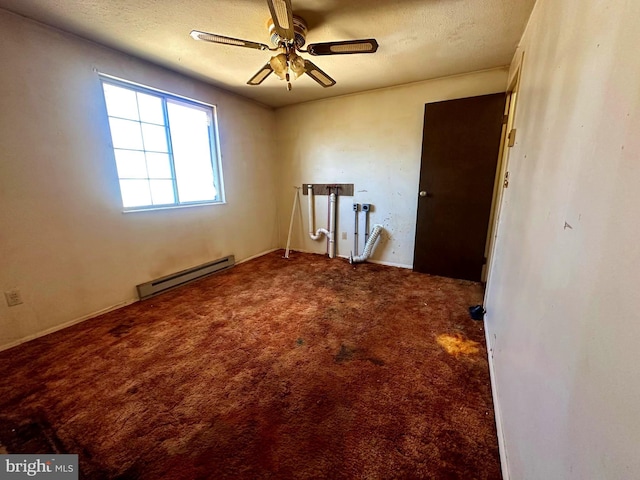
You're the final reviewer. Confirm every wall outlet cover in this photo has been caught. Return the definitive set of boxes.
[5,289,23,307]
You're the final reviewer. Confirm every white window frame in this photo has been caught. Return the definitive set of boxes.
[99,74,225,212]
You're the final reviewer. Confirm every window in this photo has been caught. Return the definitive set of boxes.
[100,76,224,210]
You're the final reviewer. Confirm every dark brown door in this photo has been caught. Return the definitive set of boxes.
[413,93,505,281]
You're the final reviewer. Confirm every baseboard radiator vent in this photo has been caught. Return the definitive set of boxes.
[137,255,235,300]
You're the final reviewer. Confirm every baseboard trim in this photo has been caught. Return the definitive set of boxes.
[364,258,412,269]
[0,298,139,353]
[238,248,279,264]
[282,247,412,269]
[483,313,510,480]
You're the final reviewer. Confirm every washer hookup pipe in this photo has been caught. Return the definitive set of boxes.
[307,184,329,241]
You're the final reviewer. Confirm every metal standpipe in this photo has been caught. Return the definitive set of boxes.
[362,203,371,243]
[353,203,359,257]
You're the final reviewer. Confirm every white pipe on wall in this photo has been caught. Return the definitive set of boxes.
[350,224,384,263]
[328,192,336,258]
[307,184,329,241]
[307,185,337,258]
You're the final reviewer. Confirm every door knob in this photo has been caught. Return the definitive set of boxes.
[419,191,428,197]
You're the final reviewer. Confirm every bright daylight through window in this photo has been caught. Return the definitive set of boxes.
[100,76,223,210]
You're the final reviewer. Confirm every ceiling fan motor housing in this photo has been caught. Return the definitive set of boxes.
[268,15,308,49]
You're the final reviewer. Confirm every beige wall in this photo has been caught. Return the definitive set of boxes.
[274,69,508,267]
[0,11,279,349]
[485,0,640,477]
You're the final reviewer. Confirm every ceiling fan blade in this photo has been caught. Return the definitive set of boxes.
[307,39,379,56]
[266,0,294,41]
[190,30,270,51]
[303,60,336,88]
[247,63,274,86]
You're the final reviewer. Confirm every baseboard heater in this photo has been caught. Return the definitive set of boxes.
[136,255,235,300]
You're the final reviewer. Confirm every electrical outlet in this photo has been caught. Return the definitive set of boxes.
[352,204,359,211]
[361,203,371,212]
[5,289,23,307]
[341,232,347,240]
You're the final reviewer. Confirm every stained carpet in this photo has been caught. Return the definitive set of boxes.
[0,251,501,479]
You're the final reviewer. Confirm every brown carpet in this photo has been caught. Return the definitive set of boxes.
[0,251,501,479]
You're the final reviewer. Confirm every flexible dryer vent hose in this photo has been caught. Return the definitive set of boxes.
[350,224,384,263]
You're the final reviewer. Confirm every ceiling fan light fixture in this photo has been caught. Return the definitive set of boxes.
[289,54,306,79]
[270,53,289,80]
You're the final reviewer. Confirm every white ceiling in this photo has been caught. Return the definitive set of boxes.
[0,0,536,108]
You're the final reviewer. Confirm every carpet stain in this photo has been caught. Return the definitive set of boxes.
[0,417,66,455]
[108,322,134,337]
[437,333,481,356]
[334,344,385,366]
[334,344,357,363]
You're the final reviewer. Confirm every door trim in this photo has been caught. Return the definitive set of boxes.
[482,60,524,283]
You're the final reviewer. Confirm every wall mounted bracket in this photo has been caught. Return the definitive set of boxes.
[302,183,354,196]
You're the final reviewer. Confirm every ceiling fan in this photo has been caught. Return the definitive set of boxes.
[190,0,379,91]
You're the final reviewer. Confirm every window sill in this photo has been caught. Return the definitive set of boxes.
[122,201,225,213]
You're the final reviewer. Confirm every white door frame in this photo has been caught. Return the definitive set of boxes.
[482,56,524,284]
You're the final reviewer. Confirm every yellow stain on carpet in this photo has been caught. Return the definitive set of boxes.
[437,334,480,356]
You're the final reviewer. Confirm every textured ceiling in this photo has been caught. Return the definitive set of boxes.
[0,0,536,108]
